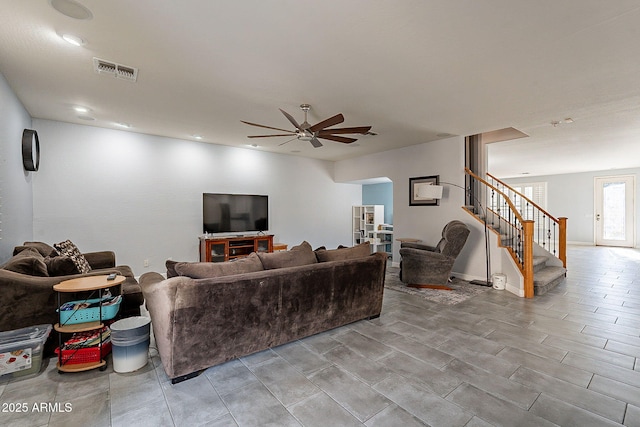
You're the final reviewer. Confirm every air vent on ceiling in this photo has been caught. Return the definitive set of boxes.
[93,57,138,82]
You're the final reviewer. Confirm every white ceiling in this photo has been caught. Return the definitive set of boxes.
[2,0,640,178]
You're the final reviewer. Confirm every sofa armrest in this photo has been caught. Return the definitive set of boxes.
[83,251,116,269]
[140,274,182,377]
[140,272,165,287]
[0,268,111,332]
[0,270,60,345]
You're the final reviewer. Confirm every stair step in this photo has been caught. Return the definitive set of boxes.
[534,266,567,296]
[533,256,548,273]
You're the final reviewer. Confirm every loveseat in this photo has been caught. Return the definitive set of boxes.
[0,241,144,354]
[140,241,387,383]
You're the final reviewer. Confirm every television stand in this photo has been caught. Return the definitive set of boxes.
[199,235,274,262]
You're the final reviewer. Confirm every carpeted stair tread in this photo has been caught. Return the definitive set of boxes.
[533,256,548,272]
[534,265,567,295]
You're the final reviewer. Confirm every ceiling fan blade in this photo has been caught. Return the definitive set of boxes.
[247,134,295,138]
[278,137,298,146]
[310,137,323,148]
[317,126,372,135]
[317,134,358,144]
[309,113,344,132]
[241,120,293,134]
[279,109,301,130]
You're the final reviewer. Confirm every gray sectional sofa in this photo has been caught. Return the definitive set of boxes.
[140,241,387,383]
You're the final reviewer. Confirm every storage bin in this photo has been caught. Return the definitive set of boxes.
[58,296,121,325]
[0,324,52,379]
[55,341,112,365]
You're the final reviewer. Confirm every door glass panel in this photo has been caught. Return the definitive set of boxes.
[602,182,626,241]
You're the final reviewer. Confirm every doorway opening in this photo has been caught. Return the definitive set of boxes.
[595,175,635,247]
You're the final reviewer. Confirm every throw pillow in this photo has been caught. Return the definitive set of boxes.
[174,252,264,279]
[53,240,92,274]
[44,256,80,276]
[13,242,58,257]
[257,241,318,270]
[315,242,371,262]
[1,248,49,276]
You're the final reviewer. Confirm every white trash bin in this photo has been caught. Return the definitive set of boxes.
[492,273,507,290]
[110,316,151,373]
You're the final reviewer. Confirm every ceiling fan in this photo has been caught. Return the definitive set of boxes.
[241,104,372,148]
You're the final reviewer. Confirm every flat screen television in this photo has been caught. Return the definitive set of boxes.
[203,193,269,234]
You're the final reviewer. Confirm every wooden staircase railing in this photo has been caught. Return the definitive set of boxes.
[464,168,535,298]
[487,173,567,268]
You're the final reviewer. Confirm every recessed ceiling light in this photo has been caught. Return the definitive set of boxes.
[192,134,203,140]
[563,118,574,124]
[115,122,131,128]
[73,106,91,113]
[50,0,93,20]
[62,34,84,46]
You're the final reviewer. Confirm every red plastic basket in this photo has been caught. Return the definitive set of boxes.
[55,341,112,365]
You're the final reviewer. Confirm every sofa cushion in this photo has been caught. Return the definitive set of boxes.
[175,252,264,279]
[13,242,58,257]
[166,259,179,278]
[44,256,80,276]
[315,242,371,262]
[54,240,92,274]
[257,241,317,269]
[2,248,49,276]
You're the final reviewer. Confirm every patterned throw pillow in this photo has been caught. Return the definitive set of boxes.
[53,240,92,274]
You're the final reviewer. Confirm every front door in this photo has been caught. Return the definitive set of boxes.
[595,175,635,247]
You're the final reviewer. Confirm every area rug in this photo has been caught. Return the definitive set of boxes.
[385,266,491,305]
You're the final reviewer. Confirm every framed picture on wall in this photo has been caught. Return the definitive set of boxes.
[409,175,441,206]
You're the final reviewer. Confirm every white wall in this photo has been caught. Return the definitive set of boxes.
[335,137,497,282]
[503,168,640,247]
[0,73,33,263]
[31,120,361,273]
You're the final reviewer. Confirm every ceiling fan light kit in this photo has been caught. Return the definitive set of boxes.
[242,104,372,148]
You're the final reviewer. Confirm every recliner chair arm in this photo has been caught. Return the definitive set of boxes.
[399,247,451,261]
[399,242,437,251]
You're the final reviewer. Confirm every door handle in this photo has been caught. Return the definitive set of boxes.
[596,214,601,221]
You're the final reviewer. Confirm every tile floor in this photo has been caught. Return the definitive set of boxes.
[1,245,640,426]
